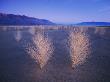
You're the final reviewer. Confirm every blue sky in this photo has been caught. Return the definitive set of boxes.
[0,0,110,23]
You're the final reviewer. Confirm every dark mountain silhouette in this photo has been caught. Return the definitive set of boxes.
[0,13,55,25]
[75,22,110,26]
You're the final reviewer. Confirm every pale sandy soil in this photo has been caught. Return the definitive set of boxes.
[0,26,110,82]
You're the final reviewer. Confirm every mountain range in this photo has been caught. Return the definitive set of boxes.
[0,13,55,25]
[0,13,110,26]
[75,22,110,26]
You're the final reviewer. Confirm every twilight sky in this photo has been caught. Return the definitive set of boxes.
[0,0,110,23]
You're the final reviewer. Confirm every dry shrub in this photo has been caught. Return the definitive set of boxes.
[69,28,91,68]
[28,27,36,35]
[26,32,54,69]
[94,27,106,35]
[15,30,22,42]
